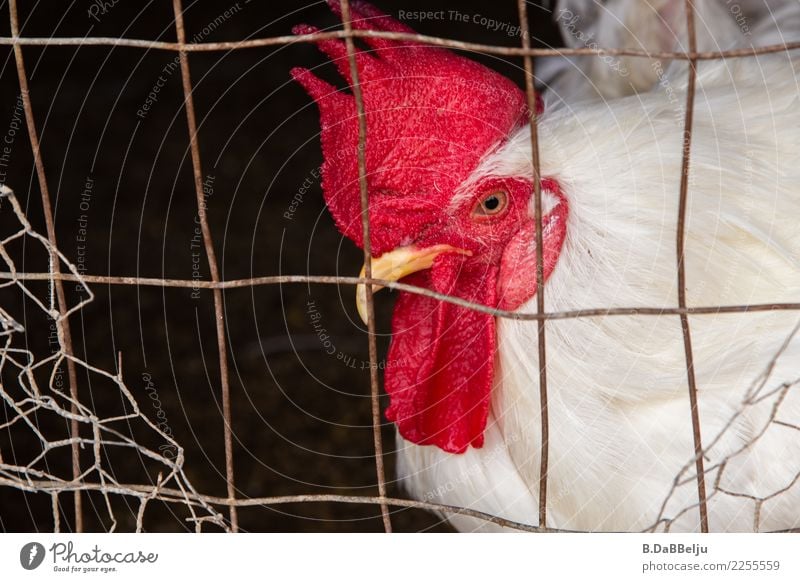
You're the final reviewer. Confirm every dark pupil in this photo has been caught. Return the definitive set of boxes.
[484,196,500,211]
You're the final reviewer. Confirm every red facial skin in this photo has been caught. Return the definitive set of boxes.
[385,177,568,453]
[293,0,564,453]
[291,1,530,255]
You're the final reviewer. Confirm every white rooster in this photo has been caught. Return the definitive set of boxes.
[293,0,800,532]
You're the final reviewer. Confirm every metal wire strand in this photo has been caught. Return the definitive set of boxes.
[8,0,84,533]
[171,0,238,532]
[338,0,392,533]
[676,0,709,533]
[516,0,549,531]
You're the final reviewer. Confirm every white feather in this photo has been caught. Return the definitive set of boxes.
[396,21,800,532]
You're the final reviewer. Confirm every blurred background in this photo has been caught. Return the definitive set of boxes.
[0,0,561,532]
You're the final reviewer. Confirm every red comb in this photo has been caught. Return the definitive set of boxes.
[291,1,531,254]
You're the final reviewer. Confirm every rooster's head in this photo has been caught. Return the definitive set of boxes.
[292,1,568,453]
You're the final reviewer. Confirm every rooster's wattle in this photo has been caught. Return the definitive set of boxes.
[292,0,800,532]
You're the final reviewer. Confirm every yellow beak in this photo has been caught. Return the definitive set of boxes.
[356,245,472,324]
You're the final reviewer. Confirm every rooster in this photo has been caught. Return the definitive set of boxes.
[292,0,800,532]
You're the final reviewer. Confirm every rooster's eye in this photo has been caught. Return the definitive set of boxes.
[472,190,508,220]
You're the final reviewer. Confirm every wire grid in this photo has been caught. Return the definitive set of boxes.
[1,0,799,533]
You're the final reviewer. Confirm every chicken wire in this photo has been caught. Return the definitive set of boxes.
[0,0,799,533]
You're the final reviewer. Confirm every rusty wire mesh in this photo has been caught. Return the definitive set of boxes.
[0,0,799,533]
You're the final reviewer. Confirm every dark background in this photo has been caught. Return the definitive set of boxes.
[0,0,560,532]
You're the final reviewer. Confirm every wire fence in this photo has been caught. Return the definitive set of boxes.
[1,0,799,533]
